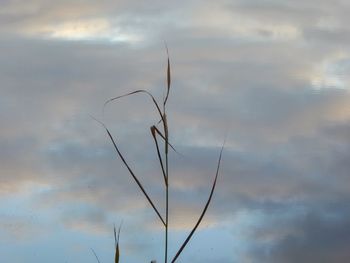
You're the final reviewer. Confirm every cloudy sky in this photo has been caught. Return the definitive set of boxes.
[1,0,350,262]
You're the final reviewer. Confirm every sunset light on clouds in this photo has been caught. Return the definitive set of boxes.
[1,1,350,262]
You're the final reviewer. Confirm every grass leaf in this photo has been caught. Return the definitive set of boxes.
[104,90,164,124]
[90,248,101,263]
[91,116,166,227]
[164,43,171,106]
[171,144,225,263]
[153,126,180,155]
[151,126,167,186]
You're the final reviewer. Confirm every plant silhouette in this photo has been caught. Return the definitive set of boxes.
[95,47,224,263]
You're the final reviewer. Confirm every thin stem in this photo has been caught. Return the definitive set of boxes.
[164,113,169,263]
[165,180,169,263]
[163,44,171,263]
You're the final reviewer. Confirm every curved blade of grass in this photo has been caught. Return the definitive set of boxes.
[106,126,166,227]
[164,44,171,107]
[91,116,166,227]
[104,90,164,123]
[171,144,224,263]
[151,126,167,187]
[152,126,180,155]
[90,248,101,263]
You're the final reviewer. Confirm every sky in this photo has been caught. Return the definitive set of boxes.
[1,0,350,262]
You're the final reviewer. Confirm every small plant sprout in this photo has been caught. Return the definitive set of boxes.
[90,223,122,263]
[96,47,224,262]
[114,223,122,263]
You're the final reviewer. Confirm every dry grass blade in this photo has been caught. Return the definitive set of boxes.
[90,248,101,263]
[151,126,167,186]
[163,43,171,106]
[91,116,166,227]
[105,127,166,227]
[103,90,164,123]
[171,144,225,263]
[167,56,171,92]
[153,126,180,155]
[164,45,171,106]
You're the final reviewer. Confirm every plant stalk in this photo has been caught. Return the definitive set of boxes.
[164,113,169,263]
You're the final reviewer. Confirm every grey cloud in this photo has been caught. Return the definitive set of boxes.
[249,203,350,263]
[1,1,350,262]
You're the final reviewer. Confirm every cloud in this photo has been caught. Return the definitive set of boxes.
[247,201,350,263]
[1,1,350,262]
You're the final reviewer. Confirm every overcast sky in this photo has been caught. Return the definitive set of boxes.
[1,1,350,262]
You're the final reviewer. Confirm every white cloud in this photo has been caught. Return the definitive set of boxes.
[27,18,143,43]
[311,52,350,90]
